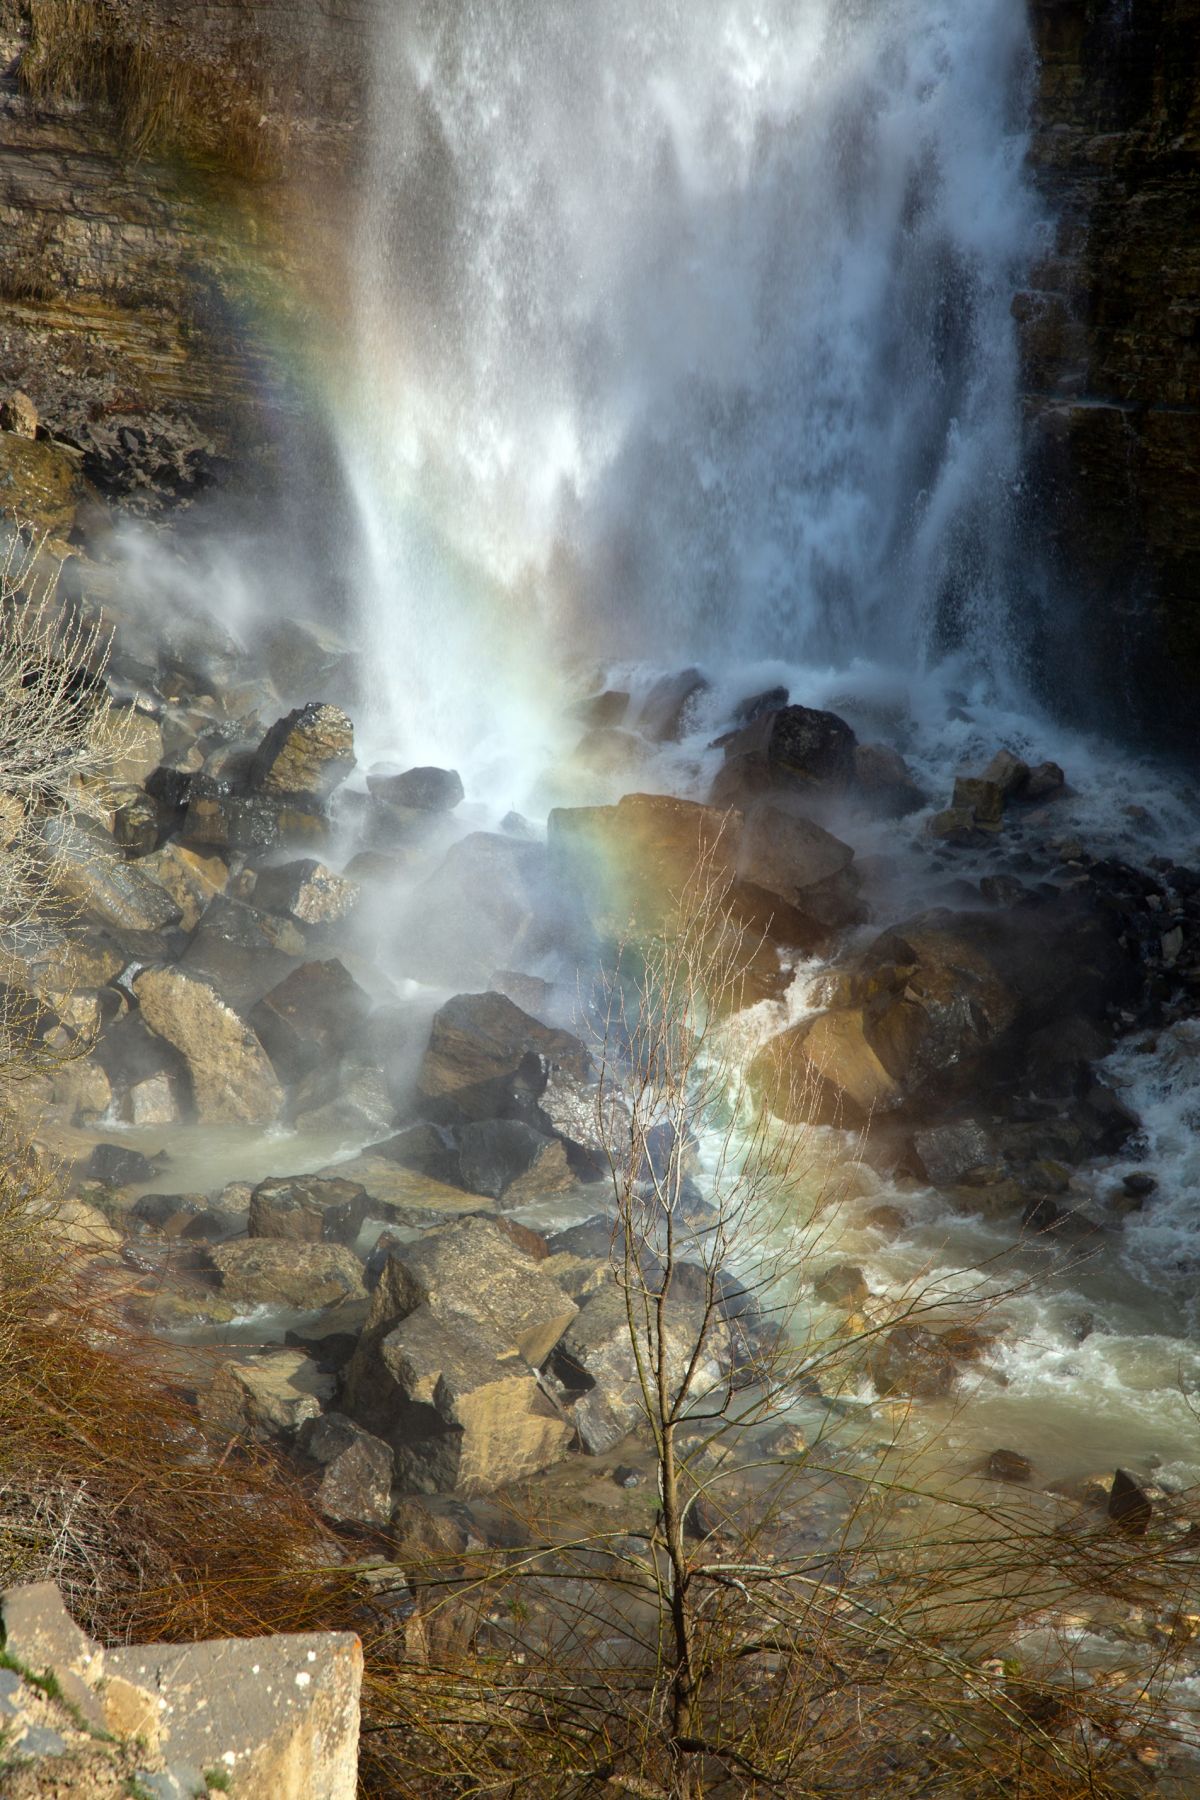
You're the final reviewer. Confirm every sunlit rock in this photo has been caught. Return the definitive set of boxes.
[253,857,360,928]
[134,966,285,1125]
[249,959,372,1085]
[199,1349,334,1442]
[208,1238,366,1309]
[248,1174,370,1246]
[248,701,355,803]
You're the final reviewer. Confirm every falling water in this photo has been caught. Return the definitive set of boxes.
[334,0,1038,782]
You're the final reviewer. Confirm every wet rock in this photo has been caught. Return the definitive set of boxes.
[85,1142,162,1187]
[130,1193,220,1239]
[869,1325,958,1399]
[254,858,360,928]
[572,724,649,778]
[399,832,566,986]
[736,799,864,936]
[981,749,1032,799]
[1025,761,1066,801]
[257,617,362,708]
[180,785,328,855]
[750,1006,904,1126]
[709,702,857,807]
[343,1217,576,1494]
[928,805,988,848]
[952,776,1005,831]
[416,990,592,1129]
[291,1061,395,1137]
[636,667,709,741]
[366,765,464,811]
[570,689,630,728]
[374,1122,461,1185]
[123,1071,182,1127]
[248,1175,370,1246]
[42,815,182,932]
[853,742,925,817]
[489,969,553,1016]
[134,967,285,1126]
[301,1414,394,1525]
[1122,1170,1158,1199]
[979,873,1029,907]
[112,789,159,856]
[549,1283,726,1455]
[813,1264,869,1307]
[730,685,789,728]
[249,702,355,803]
[863,1204,908,1236]
[249,960,372,1085]
[178,895,305,1008]
[199,1350,334,1442]
[1109,1467,1154,1534]
[549,792,737,941]
[208,1239,366,1309]
[910,1121,996,1187]
[986,1448,1034,1483]
[137,846,227,936]
[454,1119,574,1205]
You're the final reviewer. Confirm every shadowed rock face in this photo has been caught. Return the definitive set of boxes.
[1021,0,1200,738]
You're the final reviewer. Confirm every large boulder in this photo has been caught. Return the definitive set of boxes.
[208,1239,366,1309]
[750,1006,904,1126]
[42,815,182,933]
[138,842,227,932]
[178,895,306,1008]
[199,1350,334,1442]
[853,743,925,818]
[248,702,355,803]
[396,832,567,985]
[709,704,857,808]
[249,960,372,1086]
[366,765,464,812]
[548,1284,728,1455]
[254,858,360,929]
[133,967,284,1125]
[181,784,328,855]
[635,667,709,741]
[416,990,593,1131]
[735,800,864,938]
[548,793,737,940]
[342,1217,577,1494]
[301,1414,394,1526]
[248,1175,370,1246]
[454,1119,574,1205]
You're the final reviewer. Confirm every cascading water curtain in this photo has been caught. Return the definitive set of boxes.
[335,0,1038,786]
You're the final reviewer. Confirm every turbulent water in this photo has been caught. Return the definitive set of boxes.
[336,0,1039,782]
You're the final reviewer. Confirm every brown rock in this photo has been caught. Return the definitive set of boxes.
[249,702,355,802]
[209,1239,366,1310]
[416,989,592,1127]
[0,390,38,438]
[952,776,1005,830]
[134,966,285,1125]
[248,1175,370,1246]
[869,1325,958,1399]
[249,959,371,1085]
[853,741,925,817]
[709,703,857,807]
[254,858,360,927]
[751,1007,904,1126]
[986,1448,1033,1484]
[813,1263,869,1307]
[735,800,864,936]
[199,1350,335,1442]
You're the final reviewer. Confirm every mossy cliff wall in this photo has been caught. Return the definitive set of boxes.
[1020,0,1200,734]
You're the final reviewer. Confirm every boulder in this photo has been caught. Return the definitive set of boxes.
[454,1119,574,1204]
[248,702,355,802]
[1108,1467,1154,1533]
[301,1414,394,1526]
[910,1121,996,1187]
[249,960,372,1085]
[180,785,327,855]
[951,776,1005,831]
[986,1448,1034,1484]
[735,800,864,936]
[813,1263,869,1307]
[981,750,1032,799]
[111,789,159,856]
[549,1284,727,1455]
[853,742,925,817]
[123,1072,181,1127]
[208,1239,366,1310]
[751,1007,904,1126]
[199,1351,334,1442]
[248,1176,370,1246]
[42,815,182,933]
[254,858,360,928]
[1025,761,1066,801]
[134,967,285,1125]
[869,1326,958,1399]
[416,990,593,1131]
[397,832,566,985]
[291,1062,395,1137]
[86,1142,162,1187]
[635,667,709,741]
[178,895,306,1008]
[257,617,362,707]
[343,1217,577,1494]
[549,792,738,940]
[366,765,464,812]
[0,433,80,538]
[138,844,227,932]
[0,389,38,438]
[709,703,857,807]
[569,689,629,728]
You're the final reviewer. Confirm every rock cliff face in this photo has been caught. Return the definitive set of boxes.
[0,0,366,508]
[1020,0,1200,735]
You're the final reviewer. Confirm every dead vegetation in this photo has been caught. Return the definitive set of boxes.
[2,0,287,179]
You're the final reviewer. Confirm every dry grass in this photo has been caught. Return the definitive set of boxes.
[6,0,287,180]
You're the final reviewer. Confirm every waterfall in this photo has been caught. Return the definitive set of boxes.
[333,0,1038,785]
